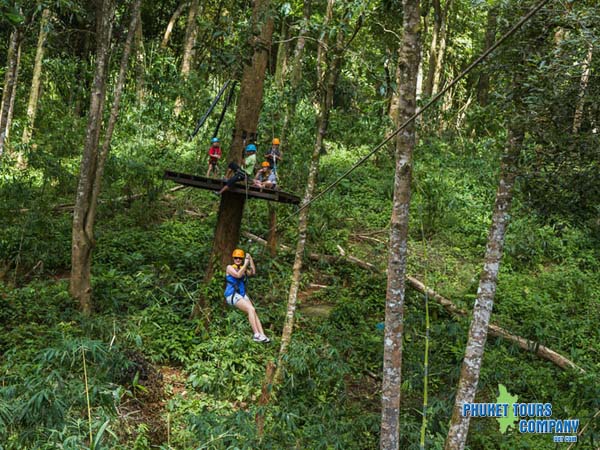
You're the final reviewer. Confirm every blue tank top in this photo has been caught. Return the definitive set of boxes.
[224,266,246,297]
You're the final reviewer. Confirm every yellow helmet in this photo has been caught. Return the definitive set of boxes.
[272,138,280,145]
[261,161,270,168]
[232,249,245,258]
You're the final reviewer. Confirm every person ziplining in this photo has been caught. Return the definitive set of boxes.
[225,248,270,343]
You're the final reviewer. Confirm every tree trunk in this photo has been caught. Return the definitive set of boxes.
[201,0,274,281]
[6,38,22,144]
[22,8,51,145]
[444,127,523,450]
[256,2,343,429]
[476,7,496,106]
[161,1,187,49]
[0,29,22,157]
[380,0,421,448]
[70,0,115,314]
[70,0,140,314]
[274,17,289,88]
[135,6,146,104]
[572,42,593,134]
[173,0,199,116]
[423,0,440,98]
[431,0,452,95]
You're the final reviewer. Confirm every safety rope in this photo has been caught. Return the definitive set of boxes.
[190,80,231,140]
[213,80,237,138]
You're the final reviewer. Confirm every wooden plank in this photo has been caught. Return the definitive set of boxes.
[163,170,300,204]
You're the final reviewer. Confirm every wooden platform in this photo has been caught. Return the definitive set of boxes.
[164,170,301,205]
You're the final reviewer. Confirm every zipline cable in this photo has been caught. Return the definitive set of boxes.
[264,0,550,239]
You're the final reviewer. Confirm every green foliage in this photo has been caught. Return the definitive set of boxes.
[1,0,599,448]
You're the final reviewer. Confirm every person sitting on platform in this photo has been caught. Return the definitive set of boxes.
[215,143,257,196]
[225,249,270,343]
[206,137,222,178]
[253,161,277,189]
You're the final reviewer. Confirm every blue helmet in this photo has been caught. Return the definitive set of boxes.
[245,144,257,152]
[211,137,220,144]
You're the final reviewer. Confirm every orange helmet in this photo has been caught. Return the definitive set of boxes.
[272,138,280,145]
[261,161,270,168]
[232,249,245,258]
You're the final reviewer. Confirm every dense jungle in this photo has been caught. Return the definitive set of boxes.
[0,0,598,448]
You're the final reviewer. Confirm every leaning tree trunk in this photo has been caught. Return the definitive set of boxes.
[380,0,421,448]
[199,0,274,286]
[444,126,524,450]
[0,29,22,157]
[22,8,51,145]
[256,0,342,435]
[70,0,140,314]
[161,0,187,49]
[274,1,343,385]
[173,0,199,117]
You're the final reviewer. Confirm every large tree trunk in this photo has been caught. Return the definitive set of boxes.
[380,0,421,448]
[0,29,22,157]
[444,127,524,450]
[22,8,51,145]
[173,0,199,116]
[161,1,187,49]
[202,0,274,281]
[70,0,140,314]
[70,0,115,314]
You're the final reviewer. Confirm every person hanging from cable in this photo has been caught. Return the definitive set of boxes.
[265,138,282,174]
[225,249,270,343]
[253,161,277,189]
[206,137,222,178]
[215,143,257,196]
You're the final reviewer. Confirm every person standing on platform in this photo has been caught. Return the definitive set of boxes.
[206,137,222,178]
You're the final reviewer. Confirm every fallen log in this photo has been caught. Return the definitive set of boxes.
[244,231,584,373]
[406,276,584,373]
